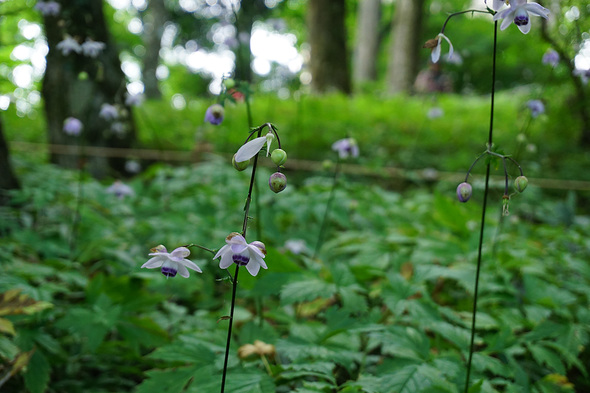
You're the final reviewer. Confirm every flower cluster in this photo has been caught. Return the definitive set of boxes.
[56,36,106,58]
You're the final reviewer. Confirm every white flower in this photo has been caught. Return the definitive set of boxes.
[125,93,144,107]
[493,0,549,34]
[142,245,202,278]
[99,103,118,121]
[56,36,82,56]
[35,1,61,16]
[284,239,307,255]
[332,138,359,159]
[214,233,267,276]
[234,132,274,162]
[485,0,506,11]
[573,68,590,85]
[81,39,106,58]
[125,160,141,174]
[106,180,134,198]
[431,33,454,64]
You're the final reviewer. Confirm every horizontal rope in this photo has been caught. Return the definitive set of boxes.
[8,140,590,191]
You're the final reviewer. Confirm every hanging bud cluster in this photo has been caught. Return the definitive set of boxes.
[456,148,528,214]
[232,123,288,193]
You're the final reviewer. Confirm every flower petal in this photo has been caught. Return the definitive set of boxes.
[214,244,230,260]
[170,247,190,261]
[235,136,266,162]
[524,3,549,18]
[141,256,164,268]
[250,253,268,270]
[517,18,532,34]
[220,252,234,269]
[181,259,202,273]
[440,34,454,60]
[245,261,261,276]
[231,244,248,254]
[431,39,442,63]
[177,264,190,278]
[499,11,515,30]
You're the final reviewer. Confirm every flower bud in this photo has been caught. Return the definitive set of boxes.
[269,172,287,193]
[456,182,472,203]
[223,78,236,89]
[232,154,249,171]
[514,176,528,192]
[271,149,287,166]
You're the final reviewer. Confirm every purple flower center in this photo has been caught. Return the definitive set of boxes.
[514,14,528,26]
[232,253,250,266]
[161,265,177,277]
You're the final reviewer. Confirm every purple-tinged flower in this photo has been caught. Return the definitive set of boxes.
[142,245,202,278]
[214,232,267,276]
[81,39,106,58]
[99,103,118,121]
[485,0,506,11]
[269,172,287,193]
[332,138,359,159]
[573,68,590,85]
[493,0,550,34]
[125,93,144,107]
[56,36,82,56]
[106,180,134,198]
[63,117,83,136]
[527,99,545,118]
[284,239,307,255]
[457,182,472,203]
[427,107,444,119]
[542,49,559,67]
[204,104,224,125]
[125,160,141,174]
[430,33,454,64]
[35,1,61,16]
[235,132,274,162]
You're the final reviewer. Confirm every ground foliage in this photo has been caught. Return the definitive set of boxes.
[1,156,589,393]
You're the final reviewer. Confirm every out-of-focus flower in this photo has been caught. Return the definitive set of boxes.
[284,239,307,255]
[332,138,359,159]
[444,52,463,65]
[56,36,82,56]
[106,180,134,198]
[81,39,106,58]
[111,122,126,136]
[493,0,550,34]
[35,1,61,16]
[125,160,141,174]
[429,33,454,64]
[542,49,559,67]
[427,107,444,119]
[125,93,144,107]
[63,117,83,136]
[238,340,275,359]
[99,103,118,121]
[213,232,267,276]
[573,68,590,85]
[526,99,545,118]
[142,245,202,278]
[204,104,224,125]
[234,132,274,162]
[485,0,506,11]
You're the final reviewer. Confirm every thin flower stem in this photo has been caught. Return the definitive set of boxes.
[245,97,262,240]
[220,264,240,393]
[186,243,217,255]
[464,20,498,393]
[441,9,492,34]
[313,155,341,259]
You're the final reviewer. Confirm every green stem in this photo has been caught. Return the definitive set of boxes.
[464,20,497,393]
[313,155,341,259]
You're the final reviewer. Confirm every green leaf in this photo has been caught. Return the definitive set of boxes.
[136,365,200,393]
[280,277,337,304]
[23,350,50,393]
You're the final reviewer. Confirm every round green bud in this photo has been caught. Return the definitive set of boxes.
[271,149,287,166]
[223,78,236,89]
[269,172,287,193]
[78,71,89,80]
[232,154,249,171]
[514,176,528,192]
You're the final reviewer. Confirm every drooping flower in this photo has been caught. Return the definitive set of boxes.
[81,39,106,58]
[63,117,83,136]
[542,49,559,67]
[234,132,274,162]
[430,33,454,64]
[213,232,267,276]
[332,138,359,159]
[485,0,506,11]
[99,103,119,121]
[493,0,550,34]
[56,36,82,56]
[204,104,224,125]
[106,180,135,198]
[457,182,472,203]
[142,245,202,278]
[526,99,545,118]
[35,1,61,16]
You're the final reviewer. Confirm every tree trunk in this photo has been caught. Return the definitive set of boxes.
[353,0,381,84]
[42,0,136,178]
[387,0,425,94]
[0,116,20,205]
[141,0,167,99]
[307,0,351,94]
[233,0,267,83]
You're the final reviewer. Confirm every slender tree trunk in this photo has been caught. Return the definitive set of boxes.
[233,0,267,83]
[141,0,167,99]
[307,0,351,94]
[0,116,20,205]
[353,0,381,84]
[387,0,425,94]
[42,0,136,178]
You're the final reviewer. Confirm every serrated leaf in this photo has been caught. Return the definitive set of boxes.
[280,278,337,304]
[24,350,50,393]
[136,365,200,393]
[0,317,15,335]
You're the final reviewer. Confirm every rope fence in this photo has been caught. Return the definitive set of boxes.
[9,140,590,191]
